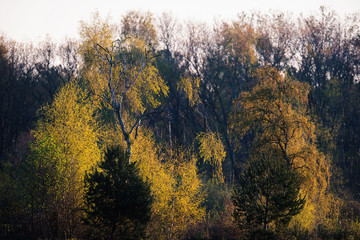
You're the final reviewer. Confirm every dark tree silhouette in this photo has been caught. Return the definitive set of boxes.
[232,149,305,233]
[84,145,152,240]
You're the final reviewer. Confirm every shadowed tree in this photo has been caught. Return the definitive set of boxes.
[232,148,305,233]
[84,145,152,240]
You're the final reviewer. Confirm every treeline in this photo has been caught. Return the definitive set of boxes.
[1,7,360,239]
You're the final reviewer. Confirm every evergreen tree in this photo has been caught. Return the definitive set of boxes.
[84,145,153,240]
[232,149,305,233]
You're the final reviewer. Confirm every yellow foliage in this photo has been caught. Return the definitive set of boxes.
[126,64,169,114]
[177,77,201,107]
[231,66,331,230]
[196,131,226,183]
[79,12,114,107]
[35,82,100,182]
[290,192,342,232]
[79,15,169,119]
[131,128,173,217]
[79,11,114,66]
[161,146,206,239]
[131,129,205,240]
[32,81,101,231]
[221,20,258,68]
[79,13,169,159]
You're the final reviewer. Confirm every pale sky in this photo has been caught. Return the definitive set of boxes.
[0,0,359,42]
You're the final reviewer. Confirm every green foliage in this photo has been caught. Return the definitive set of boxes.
[25,81,101,238]
[194,181,242,240]
[0,164,26,239]
[24,135,68,238]
[83,145,152,240]
[26,136,65,190]
[232,148,305,232]
[204,181,231,217]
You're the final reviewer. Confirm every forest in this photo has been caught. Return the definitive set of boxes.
[1,7,360,240]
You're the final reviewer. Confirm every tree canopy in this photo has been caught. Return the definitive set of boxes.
[1,7,360,240]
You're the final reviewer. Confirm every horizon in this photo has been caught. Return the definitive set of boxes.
[0,0,360,43]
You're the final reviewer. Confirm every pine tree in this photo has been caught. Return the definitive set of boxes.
[232,149,305,233]
[84,145,152,240]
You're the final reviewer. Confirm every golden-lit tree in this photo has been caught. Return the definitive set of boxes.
[35,82,100,177]
[231,66,331,230]
[161,145,205,240]
[196,131,226,183]
[29,81,100,237]
[131,129,205,240]
[79,12,168,158]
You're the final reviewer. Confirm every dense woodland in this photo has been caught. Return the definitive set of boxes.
[1,7,360,239]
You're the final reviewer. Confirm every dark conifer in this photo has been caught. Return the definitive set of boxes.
[232,149,305,233]
[84,145,152,240]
